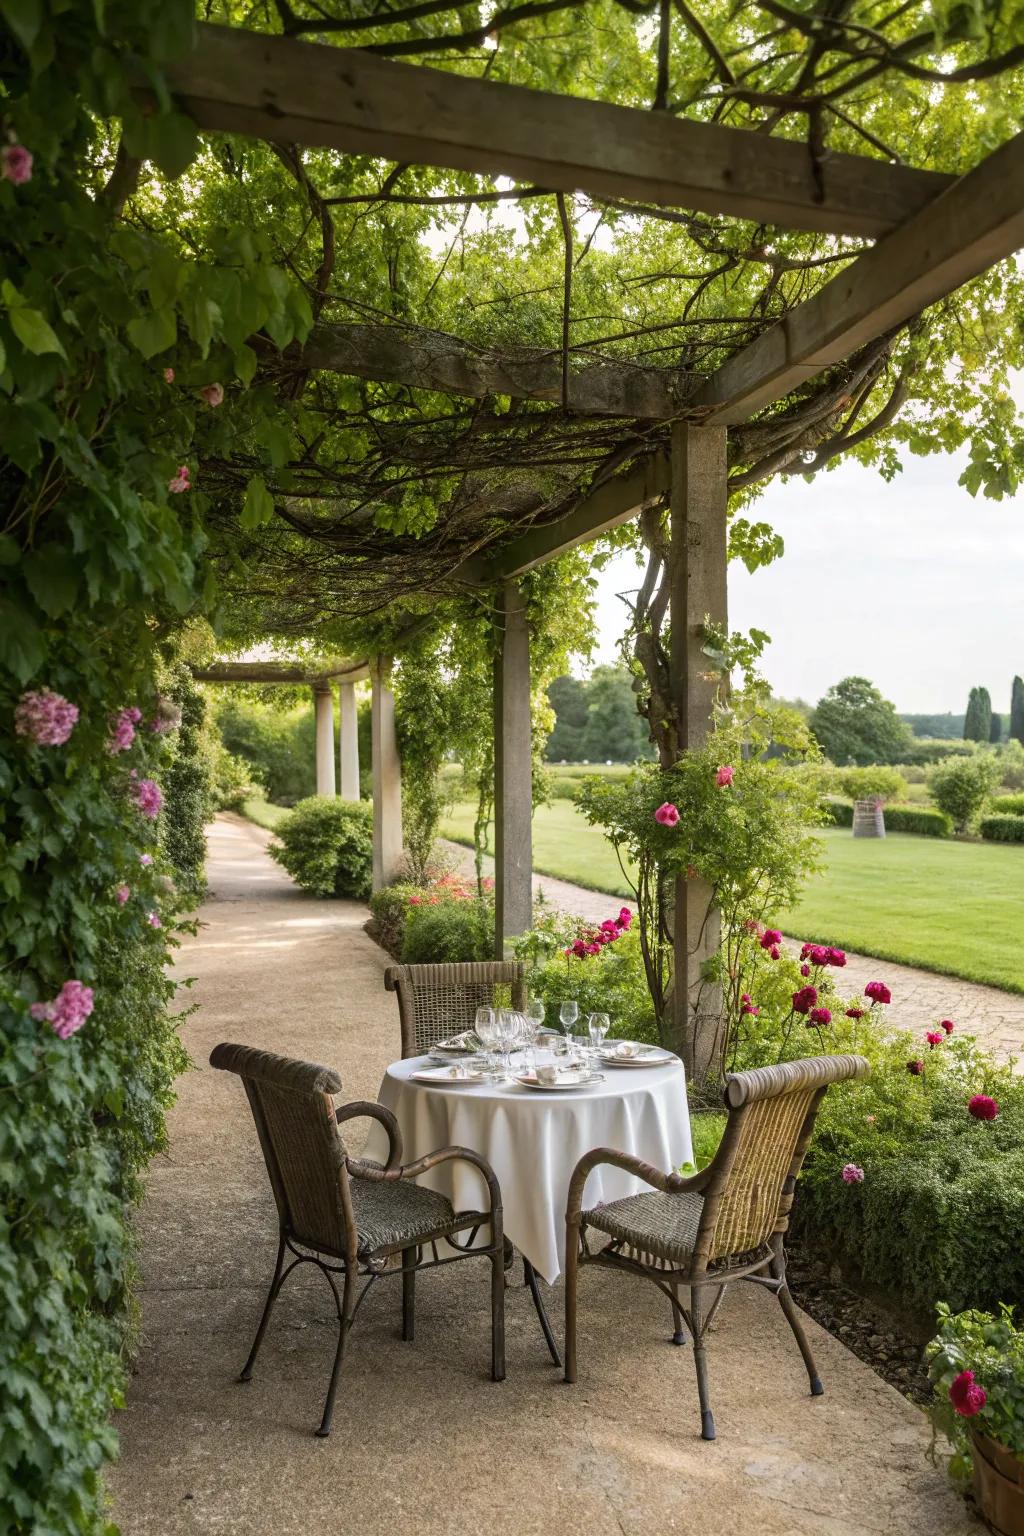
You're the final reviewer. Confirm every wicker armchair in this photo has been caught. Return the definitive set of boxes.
[564,1053,870,1441]
[211,1042,505,1437]
[384,960,527,1058]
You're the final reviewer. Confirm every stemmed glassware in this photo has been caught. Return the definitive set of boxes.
[587,1012,610,1059]
[522,999,545,1070]
[559,999,579,1051]
[494,1008,525,1078]
[474,1006,498,1075]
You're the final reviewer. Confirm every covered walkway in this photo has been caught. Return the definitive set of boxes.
[109,818,972,1535]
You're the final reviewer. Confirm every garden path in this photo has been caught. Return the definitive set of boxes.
[109,814,974,1536]
[441,841,1024,1064]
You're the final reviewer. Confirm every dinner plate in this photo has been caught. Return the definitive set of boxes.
[599,1044,675,1067]
[429,1037,479,1059]
[514,1072,602,1092]
[412,1065,490,1086]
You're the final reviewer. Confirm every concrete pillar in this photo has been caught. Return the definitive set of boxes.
[371,661,403,891]
[668,422,728,1083]
[339,681,360,801]
[493,579,533,954]
[313,683,336,798]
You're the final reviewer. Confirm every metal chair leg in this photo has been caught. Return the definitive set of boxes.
[316,1266,356,1438]
[771,1249,823,1395]
[671,1286,688,1346]
[563,1225,579,1384]
[524,1257,561,1367]
[690,1286,716,1441]
[240,1234,286,1382]
[490,1244,507,1383]
[401,1247,416,1342]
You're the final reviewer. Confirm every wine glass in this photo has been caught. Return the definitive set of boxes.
[525,996,546,1032]
[522,999,544,1069]
[587,1011,610,1059]
[559,999,579,1057]
[475,1006,498,1073]
[495,1008,524,1078]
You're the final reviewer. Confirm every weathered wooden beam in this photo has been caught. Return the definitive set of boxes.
[493,581,533,951]
[300,322,690,419]
[192,659,369,684]
[697,130,1024,426]
[480,453,671,581]
[167,25,953,238]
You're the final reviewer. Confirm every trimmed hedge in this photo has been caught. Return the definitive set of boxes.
[270,797,374,898]
[993,793,1024,816]
[980,814,1024,843]
[821,799,952,837]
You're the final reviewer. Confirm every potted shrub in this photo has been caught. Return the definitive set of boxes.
[927,1303,1024,1534]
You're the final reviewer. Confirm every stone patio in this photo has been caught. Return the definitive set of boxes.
[108,816,976,1535]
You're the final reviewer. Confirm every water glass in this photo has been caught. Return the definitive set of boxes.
[559,1000,579,1044]
[475,1006,499,1074]
[587,1011,610,1057]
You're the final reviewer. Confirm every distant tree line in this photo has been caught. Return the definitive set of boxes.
[545,666,656,763]
[962,678,1024,745]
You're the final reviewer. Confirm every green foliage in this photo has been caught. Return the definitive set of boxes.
[159,664,211,901]
[545,665,654,764]
[990,712,1003,744]
[927,1304,1024,1475]
[400,890,494,965]
[206,742,264,811]
[834,765,907,802]
[979,815,1024,844]
[964,686,994,743]
[269,797,373,899]
[929,755,1003,832]
[903,738,978,765]
[214,696,316,806]
[902,713,966,739]
[996,740,1024,791]
[993,792,1024,816]
[810,677,913,766]
[1011,677,1024,748]
[885,805,954,837]
[510,903,656,1044]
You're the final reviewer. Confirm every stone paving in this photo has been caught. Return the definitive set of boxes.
[442,839,1024,1066]
[108,815,976,1536]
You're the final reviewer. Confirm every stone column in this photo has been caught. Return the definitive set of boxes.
[371,661,403,891]
[339,680,360,801]
[493,579,533,954]
[668,422,728,1084]
[313,683,336,798]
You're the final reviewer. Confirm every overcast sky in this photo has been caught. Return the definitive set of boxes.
[587,447,1024,716]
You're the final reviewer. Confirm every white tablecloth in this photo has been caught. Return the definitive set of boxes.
[363,1055,692,1284]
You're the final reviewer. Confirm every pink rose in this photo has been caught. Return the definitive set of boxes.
[925,1030,943,1049]
[949,1370,987,1417]
[769,945,780,960]
[968,1094,999,1121]
[616,908,632,929]
[864,981,891,1004]
[15,689,79,746]
[115,885,130,906]
[29,979,94,1040]
[108,706,142,754]
[759,929,782,950]
[163,367,175,383]
[1,144,33,185]
[741,994,751,1005]
[407,895,422,905]
[940,1019,955,1035]
[168,465,191,494]
[654,802,679,827]
[907,1059,924,1076]
[131,776,163,819]
[800,964,810,977]
[716,764,734,787]
[571,939,588,959]
[791,985,817,1015]
[139,853,154,866]
[584,942,600,956]
[809,1007,832,1025]
[147,911,162,929]
[199,382,224,407]
[841,1164,864,1184]
[845,1007,865,1020]
[828,948,847,967]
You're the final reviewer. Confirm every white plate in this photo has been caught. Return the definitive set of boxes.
[514,1072,602,1092]
[412,1066,490,1086]
[599,1044,675,1068]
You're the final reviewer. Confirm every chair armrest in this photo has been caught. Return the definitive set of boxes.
[566,1146,710,1227]
[347,1143,501,1216]
[334,1100,403,1171]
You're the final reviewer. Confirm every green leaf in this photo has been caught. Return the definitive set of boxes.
[0,535,20,566]
[0,0,43,52]
[147,111,198,180]
[126,307,177,360]
[233,344,257,386]
[240,475,274,530]
[23,545,80,618]
[0,602,46,683]
[9,307,65,358]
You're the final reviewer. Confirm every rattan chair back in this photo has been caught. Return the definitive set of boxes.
[384,960,527,1057]
[697,1054,868,1266]
[210,1042,350,1256]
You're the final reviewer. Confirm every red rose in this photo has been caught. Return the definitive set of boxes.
[791,985,818,1015]
[949,1370,987,1417]
[907,1059,924,1076]
[968,1094,999,1121]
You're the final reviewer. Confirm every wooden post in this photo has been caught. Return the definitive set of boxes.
[668,423,728,1084]
[313,683,336,798]
[493,580,533,954]
[339,680,360,801]
[371,661,403,891]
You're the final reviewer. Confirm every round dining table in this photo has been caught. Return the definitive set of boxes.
[363,1052,693,1286]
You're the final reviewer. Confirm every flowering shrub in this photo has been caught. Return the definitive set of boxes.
[14,687,80,745]
[927,1304,1024,1479]
[270,797,374,899]
[511,901,655,1043]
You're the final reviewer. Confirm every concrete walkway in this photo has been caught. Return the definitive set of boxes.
[443,838,1024,1063]
[110,816,974,1536]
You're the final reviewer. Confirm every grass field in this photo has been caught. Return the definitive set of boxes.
[239,796,290,831]
[439,800,1024,993]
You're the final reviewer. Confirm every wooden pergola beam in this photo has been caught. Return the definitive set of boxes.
[300,322,691,419]
[166,24,953,239]
[480,454,671,582]
[697,130,1024,426]
[192,659,369,685]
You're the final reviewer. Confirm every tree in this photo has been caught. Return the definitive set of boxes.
[964,687,993,742]
[545,675,588,760]
[929,756,1002,833]
[809,678,913,766]
[1011,677,1024,747]
[579,666,654,764]
[990,712,1003,743]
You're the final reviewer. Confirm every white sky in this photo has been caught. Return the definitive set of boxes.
[587,447,1024,715]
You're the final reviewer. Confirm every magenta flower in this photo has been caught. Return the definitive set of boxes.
[1,144,33,185]
[800,963,810,977]
[907,1059,924,1076]
[968,1094,999,1121]
[925,1030,943,1049]
[147,911,162,929]
[864,981,891,1005]
[841,1163,864,1184]
[115,885,130,906]
[791,985,818,1015]
[940,1019,955,1035]
[30,980,94,1040]
[571,938,588,958]
[108,705,142,754]
[654,802,679,827]
[741,1002,759,1017]
[163,367,175,383]
[949,1370,987,1417]
[828,948,847,967]
[131,776,163,819]
[809,1006,832,1026]
[716,764,734,788]
[617,907,632,929]
[759,928,783,951]
[15,689,79,746]
[139,853,154,866]
[845,1006,865,1020]
[769,944,780,960]
[584,942,600,955]
[199,382,224,407]
[168,464,191,494]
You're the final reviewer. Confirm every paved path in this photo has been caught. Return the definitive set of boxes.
[109,816,974,1536]
[442,839,1024,1064]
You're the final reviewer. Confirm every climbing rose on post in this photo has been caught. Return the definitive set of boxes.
[108,706,142,754]
[29,980,94,1040]
[1,143,33,184]
[968,1095,999,1121]
[131,776,162,819]
[949,1370,987,1417]
[716,764,734,787]
[654,802,679,826]
[15,689,79,746]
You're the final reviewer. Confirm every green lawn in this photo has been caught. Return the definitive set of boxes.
[240,796,290,831]
[440,800,1024,992]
